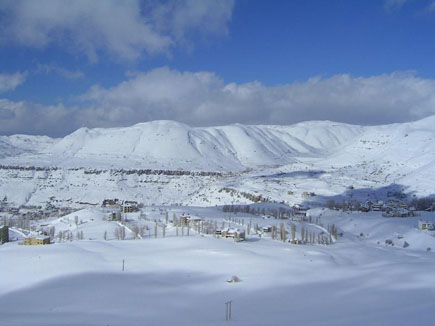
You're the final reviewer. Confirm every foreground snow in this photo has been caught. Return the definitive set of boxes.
[1,218,435,325]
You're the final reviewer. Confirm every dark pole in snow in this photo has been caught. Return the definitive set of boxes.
[225,300,232,321]
[122,259,125,272]
[229,301,231,320]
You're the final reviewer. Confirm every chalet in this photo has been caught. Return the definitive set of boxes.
[293,204,307,210]
[395,208,411,217]
[383,208,411,218]
[262,226,273,233]
[179,215,190,226]
[108,211,121,221]
[221,228,246,241]
[399,202,408,209]
[233,230,246,242]
[0,225,8,244]
[360,205,370,212]
[121,203,138,213]
[418,220,434,231]
[102,199,120,208]
[293,204,308,217]
[24,236,50,246]
[371,201,383,211]
[187,217,203,227]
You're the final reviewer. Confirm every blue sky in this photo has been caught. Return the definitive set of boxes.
[1,0,435,136]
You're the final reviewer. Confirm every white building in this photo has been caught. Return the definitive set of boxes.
[418,220,434,230]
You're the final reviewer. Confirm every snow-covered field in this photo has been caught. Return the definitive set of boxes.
[1,206,435,325]
[3,236,435,326]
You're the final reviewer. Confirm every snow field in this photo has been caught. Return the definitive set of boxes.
[2,206,435,325]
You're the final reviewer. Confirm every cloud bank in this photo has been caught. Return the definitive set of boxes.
[0,0,234,62]
[1,68,435,137]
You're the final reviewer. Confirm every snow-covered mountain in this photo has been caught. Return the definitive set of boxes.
[0,117,434,206]
[0,119,363,170]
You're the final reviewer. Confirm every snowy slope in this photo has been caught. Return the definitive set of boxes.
[0,120,363,170]
[0,117,435,206]
[0,134,55,159]
[2,209,435,326]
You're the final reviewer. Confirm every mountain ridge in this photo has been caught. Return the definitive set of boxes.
[0,118,366,170]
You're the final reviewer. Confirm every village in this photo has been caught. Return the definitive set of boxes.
[1,192,435,249]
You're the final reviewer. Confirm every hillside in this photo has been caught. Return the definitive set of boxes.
[0,120,363,170]
[0,117,434,206]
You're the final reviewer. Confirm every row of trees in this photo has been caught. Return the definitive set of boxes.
[0,164,224,177]
[224,214,337,245]
[222,204,293,218]
[409,197,435,211]
[56,230,84,241]
[85,168,223,177]
[0,165,58,171]
[327,197,435,212]
[219,188,270,203]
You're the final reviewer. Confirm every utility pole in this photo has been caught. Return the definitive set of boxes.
[225,301,232,321]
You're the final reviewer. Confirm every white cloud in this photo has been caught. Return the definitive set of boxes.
[36,64,84,80]
[0,99,70,136]
[0,72,27,93]
[151,0,234,42]
[2,68,435,136]
[78,68,435,126]
[385,0,407,11]
[426,1,435,13]
[0,0,234,62]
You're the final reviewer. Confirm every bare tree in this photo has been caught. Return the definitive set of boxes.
[291,223,296,241]
[131,225,139,239]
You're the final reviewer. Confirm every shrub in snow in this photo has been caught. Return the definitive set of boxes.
[403,241,409,248]
[227,275,240,283]
[385,239,394,246]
